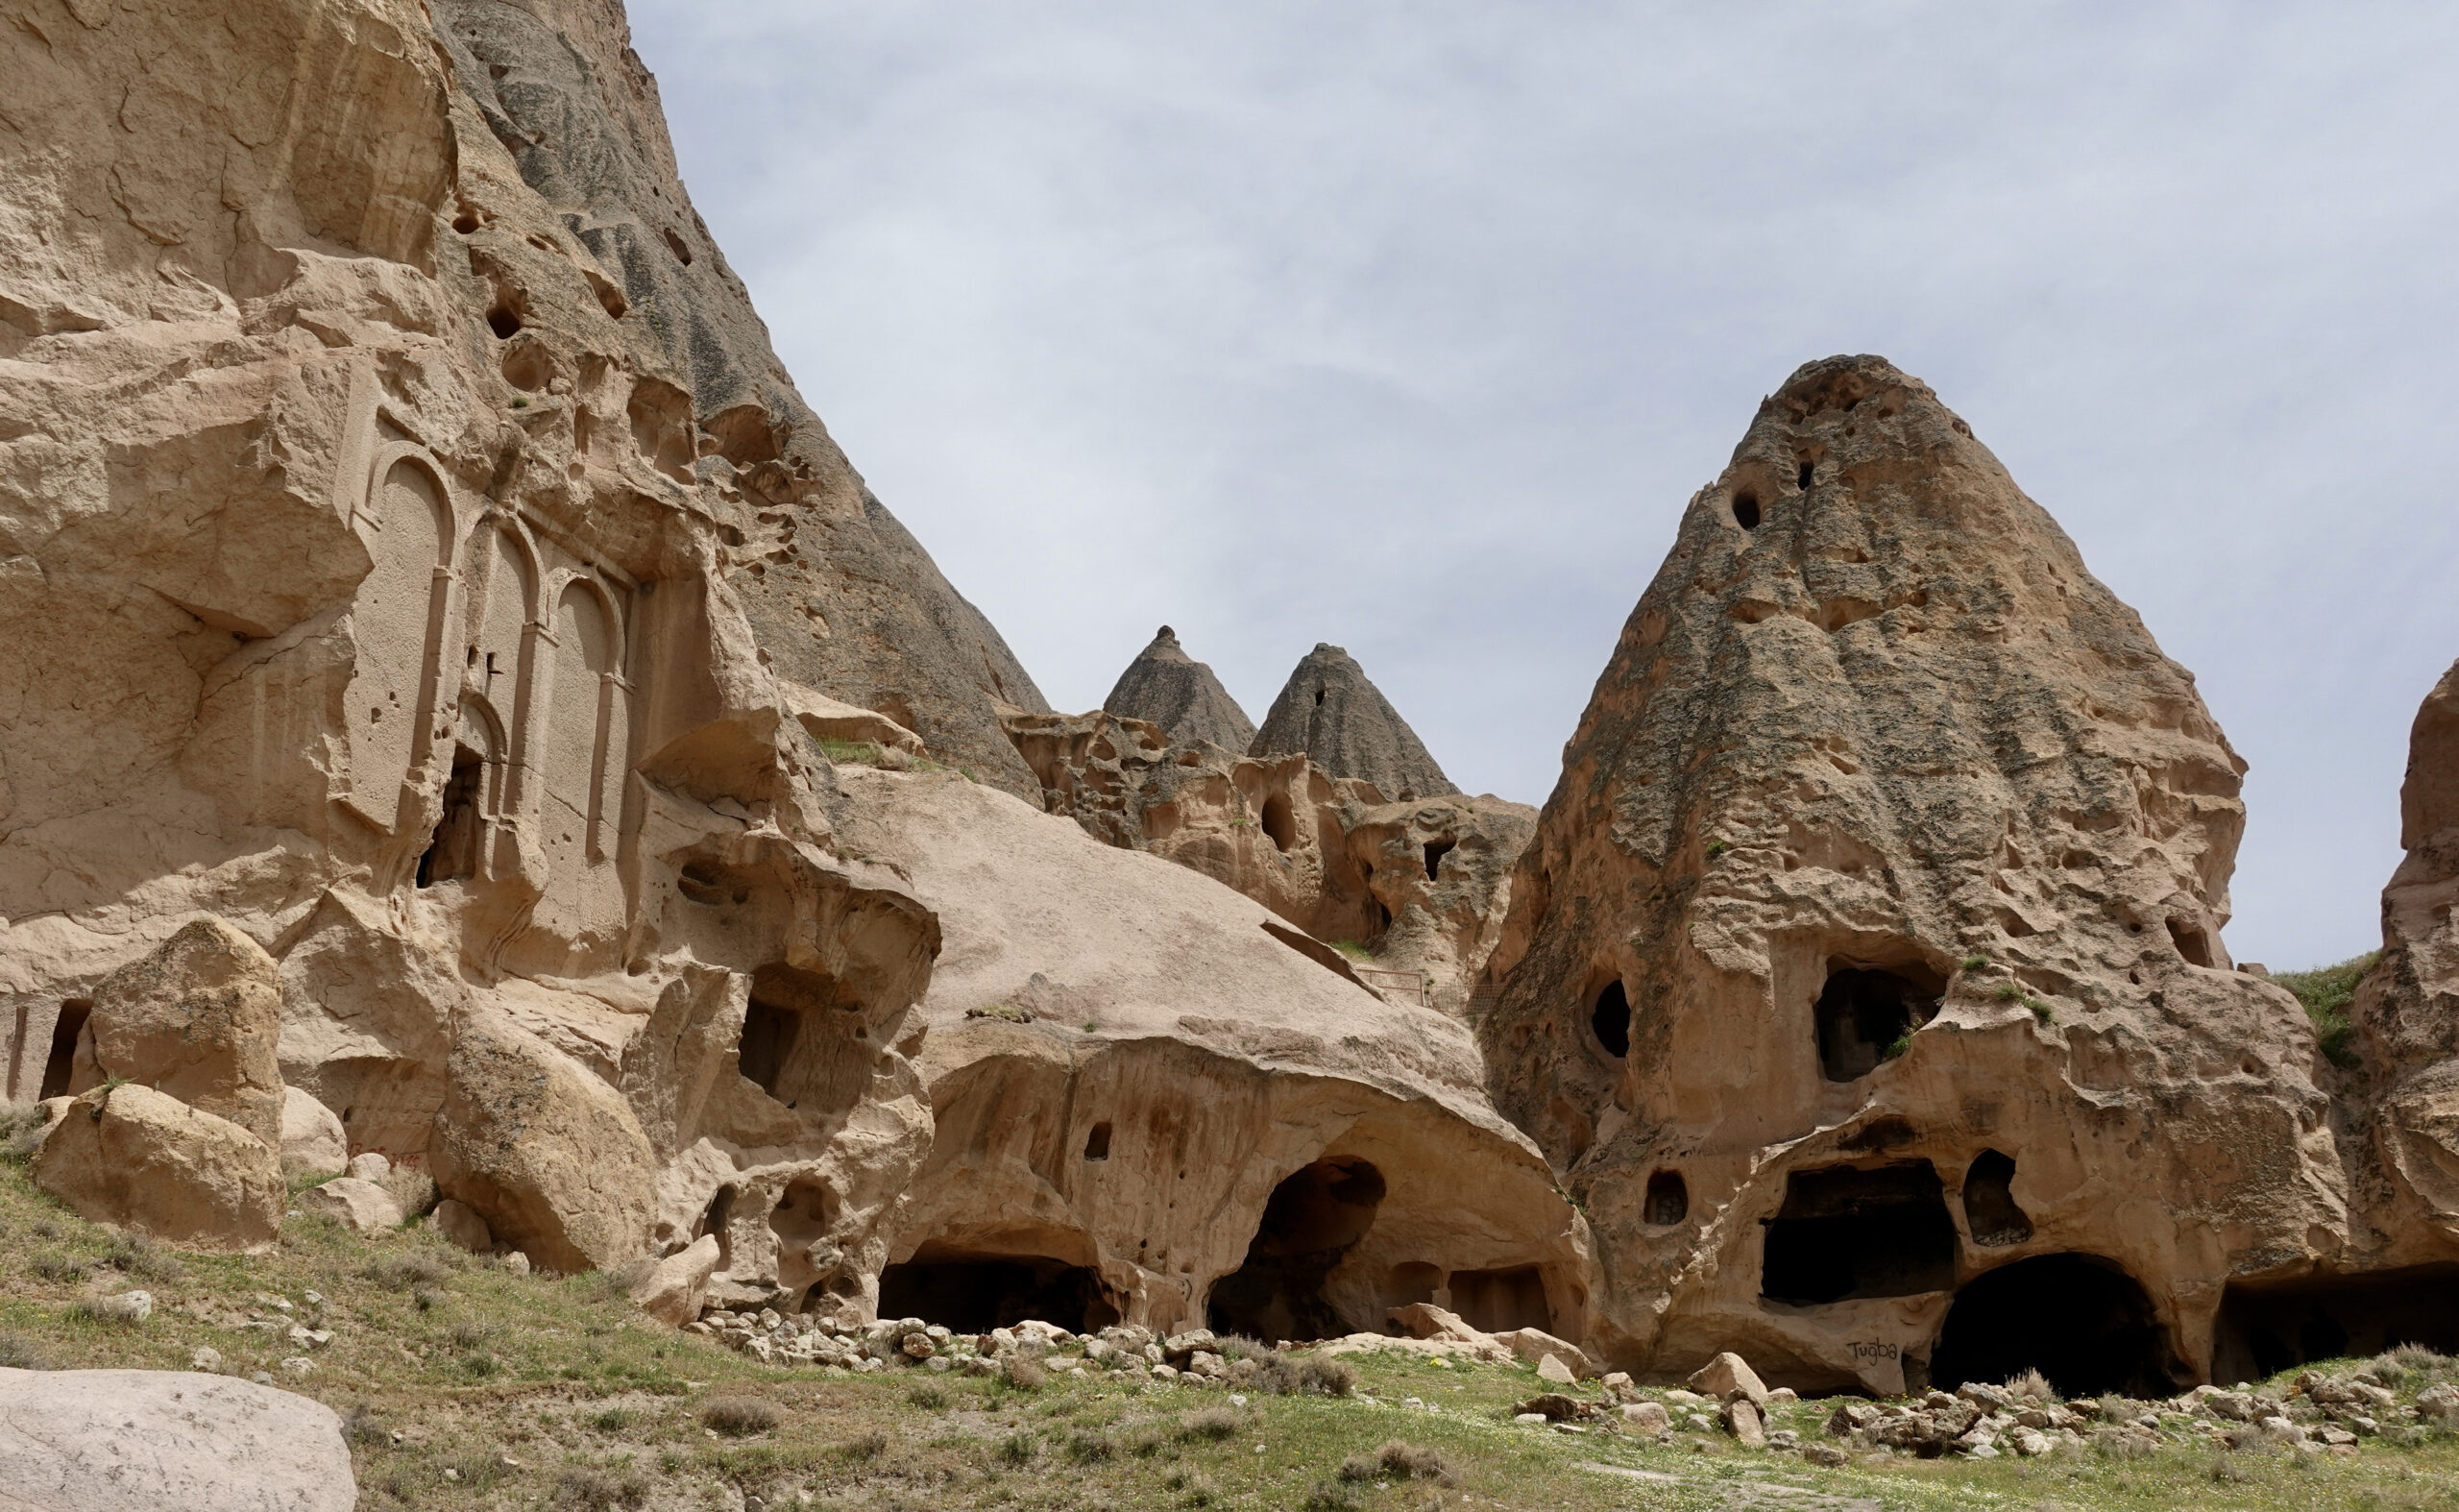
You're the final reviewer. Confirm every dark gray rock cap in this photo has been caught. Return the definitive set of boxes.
[1103,625,1257,751]
[1251,644,1456,800]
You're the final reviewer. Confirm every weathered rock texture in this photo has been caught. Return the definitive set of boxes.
[1253,644,1456,801]
[0,1367,354,1512]
[1003,709,1533,1013]
[1103,626,1255,752]
[33,1085,284,1252]
[829,768,1589,1340]
[1479,356,2355,1395]
[0,0,951,1296]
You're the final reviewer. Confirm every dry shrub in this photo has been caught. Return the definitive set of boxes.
[1065,1429,1114,1463]
[1299,1355,1356,1398]
[101,1232,182,1281]
[907,1382,949,1409]
[1375,1440,1455,1484]
[366,1253,452,1291]
[702,1396,780,1437]
[343,1404,390,1447]
[995,1429,1038,1465]
[841,1430,889,1461]
[1002,1354,1047,1390]
[552,1467,647,1511]
[379,1165,437,1220]
[1177,1407,1241,1442]
[2004,1367,2055,1403]
[0,1335,53,1371]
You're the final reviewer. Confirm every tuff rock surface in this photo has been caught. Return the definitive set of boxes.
[1478,355,2353,1393]
[0,1368,354,1512]
[1252,644,1456,801]
[1103,625,1255,752]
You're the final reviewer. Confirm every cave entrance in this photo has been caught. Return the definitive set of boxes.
[1592,980,1631,1059]
[739,994,800,1101]
[2213,1264,2459,1384]
[1449,1265,1550,1334]
[1259,793,1297,852]
[1814,963,1943,1082]
[1423,840,1453,881]
[416,744,489,887]
[877,1248,1119,1334]
[1932,1254,2177,1398]
[1644,1169,1689,1227]
[1960,1149,2033,1246]
[2168,918,2215,967]
[37,999,89,1101]
[736,963,868,1116]
[1761,1160,1957,1305]
[1207,1157,1386,1342]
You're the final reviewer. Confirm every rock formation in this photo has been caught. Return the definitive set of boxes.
[1253,645,1456,801]
[1103,626,1255,752]
[1002,709,1533,1013]
[1478,355,2356,1395]
[0,0,950,1297]
[0,1368,355,1512]
[825,768,1588,1339]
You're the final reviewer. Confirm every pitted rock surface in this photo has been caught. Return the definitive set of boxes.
[1103,626,1256,752]
[1252,644,1456,801]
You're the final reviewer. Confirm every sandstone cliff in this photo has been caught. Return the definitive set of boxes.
[1477,355,2359,1394]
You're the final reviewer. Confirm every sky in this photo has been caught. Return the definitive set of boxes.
[629,1,2459,972]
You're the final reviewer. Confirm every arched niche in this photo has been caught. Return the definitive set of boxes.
[343,451,455,834]
[542,575,627,868]
[417,695,507,888]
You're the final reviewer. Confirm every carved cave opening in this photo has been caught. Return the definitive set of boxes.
[2168,917,2215,967]
[1591,980,1631,1059]
[416,745,488,888]
[38,999,89,1101]
[877,1249,1120,1334]
[736,963,872,1117]
[1423,840,1453,881]
[1814,963,1943,1082]
[1960,1149,2033,1246]
[1207,1158,1386,1343]
[1083,1122,1111,1161]
[1797,460,1814,489]
[1382,1260,1442,1315]
[1761,1160,1957,1305]
[1449,1265,1550,1334]
[1733,492,1761,529]
[1644,1169,1689,1227]
[1259,793,1297,852]
[2213,1265,2459,1384]
[1932,1254,2176,1399]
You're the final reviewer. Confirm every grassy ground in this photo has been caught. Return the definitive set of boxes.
[2,1162,2457,1511]
[2275,951,2379,1067]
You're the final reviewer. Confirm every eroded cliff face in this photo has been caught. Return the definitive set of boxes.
[0,0,986,1311]
[1477,355,2359,1394]
[828,768,1588,1342]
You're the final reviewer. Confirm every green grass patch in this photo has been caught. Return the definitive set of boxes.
[2276,951,2378,1068]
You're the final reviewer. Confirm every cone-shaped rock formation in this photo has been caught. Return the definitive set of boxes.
[1252,645,1455,801]
[1479,354,2348,1394]
[1103,626,1255,751]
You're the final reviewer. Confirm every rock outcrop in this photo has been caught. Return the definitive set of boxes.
[33,1085,284,1252]
[1002,710,1533,1012]
[1103,626,1256,752]
[0,0,948,1290]
[1479,356,2352,1395]
[1253,645,1456,801]
[0,1367,354,1512]
[829,768,1589,1341]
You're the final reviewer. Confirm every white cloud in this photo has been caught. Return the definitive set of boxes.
[632,0,2459,968]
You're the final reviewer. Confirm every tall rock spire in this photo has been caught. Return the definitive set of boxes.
[1478,354,2345,1392]
[1102,626,1255,751]
[1251,645,1456,801]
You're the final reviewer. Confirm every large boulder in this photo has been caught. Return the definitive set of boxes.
[0,1367,353,1511]
[280,1086,347,1179]
[296,1175,404,1234]
[1478,355,2342,1392]
[33,1085,282,1252]
[73,918,284,1151]
[430,1011,657,1275]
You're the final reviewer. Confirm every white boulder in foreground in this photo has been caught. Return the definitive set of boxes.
[0,1368,353,1511]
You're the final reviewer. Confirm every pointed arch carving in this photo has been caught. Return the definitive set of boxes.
[342,445,461,834]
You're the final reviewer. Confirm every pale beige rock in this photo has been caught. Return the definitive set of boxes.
[71,920,285,1152]
[1388,1303,1487,1343]
[630,1234,723,1326]
[1501,1328,1595,1378]
[1623,1401,1671,1432]
[280,1087,347,1179]
[346,1152,391,1182]
[428,1197,494,1254]
[1725,1397,1766,1446]
[297,1176,404,1234]
[1481,355,2349,1392]
[836,768,1589,1342]
[32,1085,282,1252]
[1690,1352,1769,1404]
[1004,708,1534,1014]
[1536,1353,1576,1385]
[0,1367,353,1512]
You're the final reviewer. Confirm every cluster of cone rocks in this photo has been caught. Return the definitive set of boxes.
[11,0,2459,1479]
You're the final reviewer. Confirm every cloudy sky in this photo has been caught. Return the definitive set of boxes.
[630,1,2458,971]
